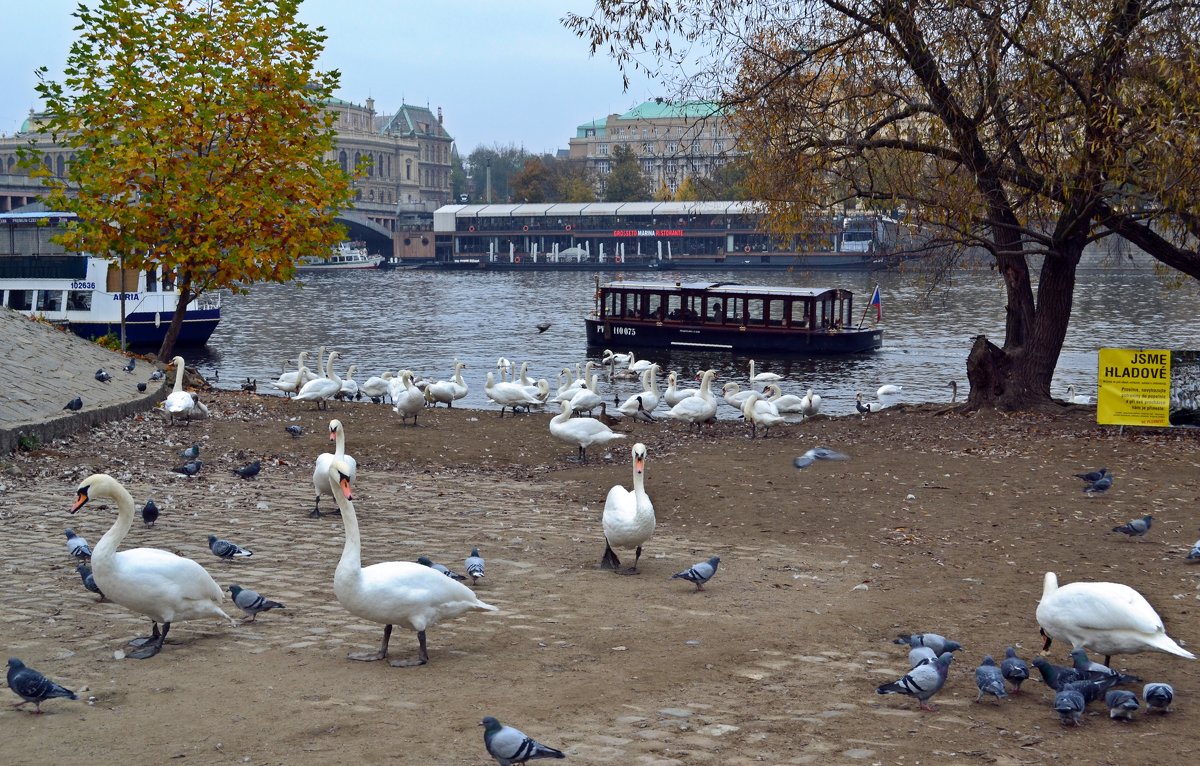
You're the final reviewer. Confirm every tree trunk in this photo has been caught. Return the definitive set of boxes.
[156,271,195,362]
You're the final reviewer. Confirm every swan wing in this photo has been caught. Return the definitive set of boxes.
[1043,582,1165,634]
[342,561,496,630]
[96,548,224,622]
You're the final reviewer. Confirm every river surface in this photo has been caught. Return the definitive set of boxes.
[189,265,1200,418]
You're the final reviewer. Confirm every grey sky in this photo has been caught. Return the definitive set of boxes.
[0,0,660,155]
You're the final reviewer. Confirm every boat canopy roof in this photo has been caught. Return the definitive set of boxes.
[598,280,846,298]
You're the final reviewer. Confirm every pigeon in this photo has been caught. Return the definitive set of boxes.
[1064,674,1120,706]
[1054,688,1087,726]
[123,357,136,373]
[285,424,303,438]
[233,460,261,480]
[64,528,91,560]
[137,382,147,392]
[149,369,164,381]
[465,547,486,585]
[179,443,201,459]
[892,632,963,655]
[228,584,285,621]
[1032,656,1085,690]
[1188,539,1200,561]
[536,322,552,333]
[793,446,850,469]
[908,646,937,668]
[417,555,466,581]
[1111,514,1151,538]
[6,658,77,714]
[876,652,953,711]
[1084,473,1113,494]
[141,498,160,527]
[1075,467,1108,482]
[1001,646,1030,694]
[95,368,112,383]
[208,534,253,560]
[974,655,1008,704]
[173,459,203,476]
[76,564,105,601]
[1069,648,1140,686]
[1143,682,1174,713]
[481,716,566,765]
[63,395,83,411]
[1105,689,1139,720]
[671,556,720,591]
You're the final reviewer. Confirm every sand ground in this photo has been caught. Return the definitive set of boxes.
[2,391,1198,765]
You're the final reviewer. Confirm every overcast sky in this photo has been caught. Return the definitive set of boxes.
[0,0,661,154]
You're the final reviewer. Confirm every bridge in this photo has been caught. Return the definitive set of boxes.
[335,211,394,255]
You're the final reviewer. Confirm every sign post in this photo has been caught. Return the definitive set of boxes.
[1096,348,1171,427]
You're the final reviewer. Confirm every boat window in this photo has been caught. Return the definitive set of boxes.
[144,268,158,293]
[747,298,765,326]
[725,296,745,324]
[67,290,92,311]
[789,299,810,328]
[765,299,784,326]
[36,290,64,312]
[666,293,683,320]
[622,292,641,318]
[645,292,664,320]
[602,292,619,317]
[6,289,32,311]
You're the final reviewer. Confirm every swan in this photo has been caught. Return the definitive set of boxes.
[426,361,468,407]
[163,356,196,425]
[603,349,632,366]
[295,351,343,410]
[326,459,497,666]
[338,365,360,401]
[626,352,654,375]
[485,371,544,417]
[855,391,878,416]
[554,367,580,402]
[386,368,409,406]
[663,371,699,407]
[1065,385,1091,405]
[271,352,310,397]
[391,371,425,425]
[741,392,787,438]
[749,359,782,384]
[549,399,626,462]
[1036,572,1195,665]
[300,346,326,387]
[664,370,719,431]
[568,381,604,417]
[495,357,513,382]
[312,418,357,518]
[618,364,661,415]
[518,365,550,404]
[877,384,903,397]
[360,371,394,403]
[800,388,822,418]
[764,383,806,414]
[70,473,233,658]
[721,381,757,408]
[601,443,656,573]
[948,380,959,403]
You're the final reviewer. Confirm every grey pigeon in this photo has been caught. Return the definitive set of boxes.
[1001,646,1030,693]
[228,584,285,621]
[141,498,159,527]
[1032,656,1085,690]
[1188,539,1200,561]
[233,460,261,480]
[974,655,1008,704]
[1106,689,1139,720]
[285,424,303,438]
[149,369,164,381]
[671,556,720,591]
[793,446,850,469]
[1054,688,1086,726]
[123,357,136,373]
[1064,675,1120,706]
[63,395,83,411]
[1075,467,1107,482]
[1069,648,1140,686]
[208,534,253,560]
[1143,682,1174,713]
[908,646,937,668]
[481,716,565,765]
[1084,473,1113,494]
[876,652,953,711]
[417,555,466,581]
[76,564,105,601]
[95,368,112,383]
[179,443,200,459]
[173,459,203,476]
[6,659,77,713]
[64,528,91,560]
[137,382,147,392]
[465,547,486,585]
[892,632,963,655]
[1111,514,1151,538]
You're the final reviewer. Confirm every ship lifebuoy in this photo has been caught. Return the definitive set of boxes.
[522,225,529,232]
[514,255,522,264]
[744,245,751,253]
[615,254,623,264]
[468,225,475,232]
[565,224,572,231]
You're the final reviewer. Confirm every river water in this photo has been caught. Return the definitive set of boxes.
[189,265,1200,418]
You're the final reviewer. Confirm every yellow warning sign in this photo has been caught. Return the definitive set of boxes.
[1097,348,1171,426]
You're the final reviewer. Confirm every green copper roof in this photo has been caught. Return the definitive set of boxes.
[620,100,722,119]
[575,116,608,138]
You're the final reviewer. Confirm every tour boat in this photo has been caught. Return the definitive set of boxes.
[296,241,384,271]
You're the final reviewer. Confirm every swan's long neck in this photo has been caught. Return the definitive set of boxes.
[296,352,308,371]
[331,471,362,580]
[1041,572,1058,600]
[334,426,346,459]
[454,363,464,385]
[632,464,646,497]
[700,372,715,400]
[553,403,572,424]
[171,356,186,395]
[648,366,659,392]
[92,476,136,567]
[325,352,341,383]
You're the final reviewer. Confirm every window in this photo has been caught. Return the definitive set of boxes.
[598,143,608,155]
[6,290,32,310]
[596,160,611,174]
[37,290,64,312]
[714,140,725,154]
[67,290,92,311]
[667,142,676,154]
[642,142,653,155]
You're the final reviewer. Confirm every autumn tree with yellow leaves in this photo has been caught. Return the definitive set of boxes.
[28,0,354,360]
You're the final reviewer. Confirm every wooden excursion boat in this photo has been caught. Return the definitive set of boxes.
[585,280,882,354]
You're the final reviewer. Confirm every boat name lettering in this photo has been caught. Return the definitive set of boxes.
[613,327,637,336]
[612,229,684,237]
[70,281,96,290]
[111,293,140,300]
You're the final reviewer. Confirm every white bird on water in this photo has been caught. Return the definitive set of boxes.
[1065,385,1091,404]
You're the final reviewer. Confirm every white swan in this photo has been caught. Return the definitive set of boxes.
[326,459,497,666]
[271,352,310,397]
[485,371,544,417]
[300,346,326,387]
[601,442,656,573]
[312,418,357,518]
[741,391,787,438]
[163,355,196,425]
[626,352,654,375]
[877,384,903,397]
[568,381,604,417]
[295,351,343,410]
[70,473,233,658]
[800,388,822,418]
[764,383,806,414]
[664,370,719,431]
[426,361,468,407]
[338,364,359,401]
[663,371,699,408]
[749,359,782,384]
[1065,385,1091,405]
[495,357,513,382]
[618,364,661,415]
[360,371,393,403]
[549,399,626,462]
[1036,571,1195,664]
[391,371,425,425]
[603,349,632,366]
[855,391,879,416]
[721,381,757,408]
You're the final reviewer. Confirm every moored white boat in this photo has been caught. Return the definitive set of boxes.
[296,241,384,271]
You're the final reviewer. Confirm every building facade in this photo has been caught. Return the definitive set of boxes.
[568,101,741,196]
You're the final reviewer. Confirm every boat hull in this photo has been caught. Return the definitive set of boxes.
[68,307,221,346]
[585,317,882,354]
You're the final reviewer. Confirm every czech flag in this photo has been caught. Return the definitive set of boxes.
[869,285,882,321]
